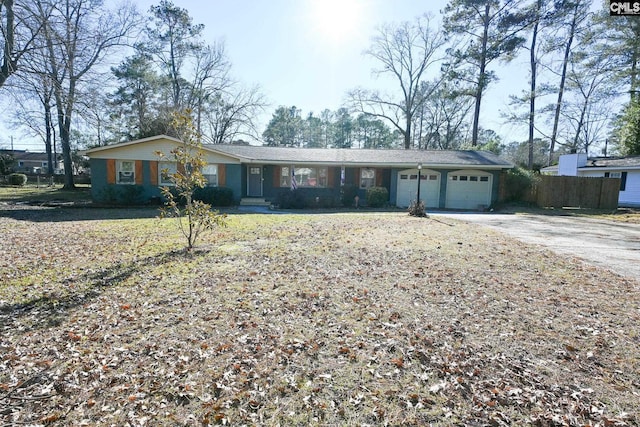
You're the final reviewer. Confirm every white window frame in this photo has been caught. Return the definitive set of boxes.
[280,166,291,187]
[117,160,136,184]
[360,168,376,189]
[284,166,328,188]
[203,164,218,187]
[159,161,177,186]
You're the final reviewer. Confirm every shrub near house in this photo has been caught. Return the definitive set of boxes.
[8,173,28,186]
[366,186,389,207]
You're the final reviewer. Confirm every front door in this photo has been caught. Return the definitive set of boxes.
[247,166,263,197]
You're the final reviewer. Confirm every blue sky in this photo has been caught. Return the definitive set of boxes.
[2,0,529,150]
[175,0,452,118]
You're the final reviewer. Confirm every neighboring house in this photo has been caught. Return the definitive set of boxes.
[542,153,640,207]
[0,150,53,174]
[86,135,514,209]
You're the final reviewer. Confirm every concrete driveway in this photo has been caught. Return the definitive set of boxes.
[438,213,640,280]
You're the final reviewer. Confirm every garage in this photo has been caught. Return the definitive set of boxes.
[396,168,440,208]
[445,170,492,210]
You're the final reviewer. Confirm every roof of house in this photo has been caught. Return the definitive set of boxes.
[207,144,512,168]
[86,135,514,169]
[541,155,640,173]
[584,156,640,168]
[0,150,49,161]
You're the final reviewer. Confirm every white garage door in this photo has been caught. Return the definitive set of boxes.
[445,170,492,210]
[396,169,440,208]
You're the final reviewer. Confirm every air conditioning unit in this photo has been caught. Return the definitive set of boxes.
[119,171,134,182]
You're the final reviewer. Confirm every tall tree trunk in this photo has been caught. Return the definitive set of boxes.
[404,114,412,149]
[41,3,75,189]
[472,3,491,147]
[170,44,180,109]
[53,76,76,189]
[630,21,639,104]
[196,96,203,135]
[44,100,54,175]
[572,99,588,154]
[417,107,424,150]
[0,0,15,87]
[549,1,579,165]
[57,104,75,189]
[529,0,541,169]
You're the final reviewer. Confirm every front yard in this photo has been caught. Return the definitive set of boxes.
[1,204,639,426]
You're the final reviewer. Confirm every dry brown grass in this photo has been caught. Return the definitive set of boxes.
[1,206,639,426]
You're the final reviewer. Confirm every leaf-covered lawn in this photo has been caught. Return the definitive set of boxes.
[1,205,639,426]
[0,185,92,204]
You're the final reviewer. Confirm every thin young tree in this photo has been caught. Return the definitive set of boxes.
[157,110,227,251]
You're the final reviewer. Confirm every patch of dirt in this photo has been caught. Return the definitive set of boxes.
[1,210,639,426]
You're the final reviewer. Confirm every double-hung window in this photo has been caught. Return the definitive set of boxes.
[360,168,376,188]
[117,160,135,184]
[203,164,218,186]
[159,161,177,186]
[280,166,291,187]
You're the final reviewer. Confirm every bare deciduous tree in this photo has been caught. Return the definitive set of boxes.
[1,0,45,87]
[348,15,447,149]
[202,84,267,145]
[36,0,140,188]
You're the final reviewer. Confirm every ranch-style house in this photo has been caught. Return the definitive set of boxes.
[86,135,514,210]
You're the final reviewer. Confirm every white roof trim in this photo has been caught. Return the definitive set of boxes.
[85,135,182,154]
[86,135,246,162]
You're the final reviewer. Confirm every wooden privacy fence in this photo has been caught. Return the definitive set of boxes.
[535,175,620,209]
